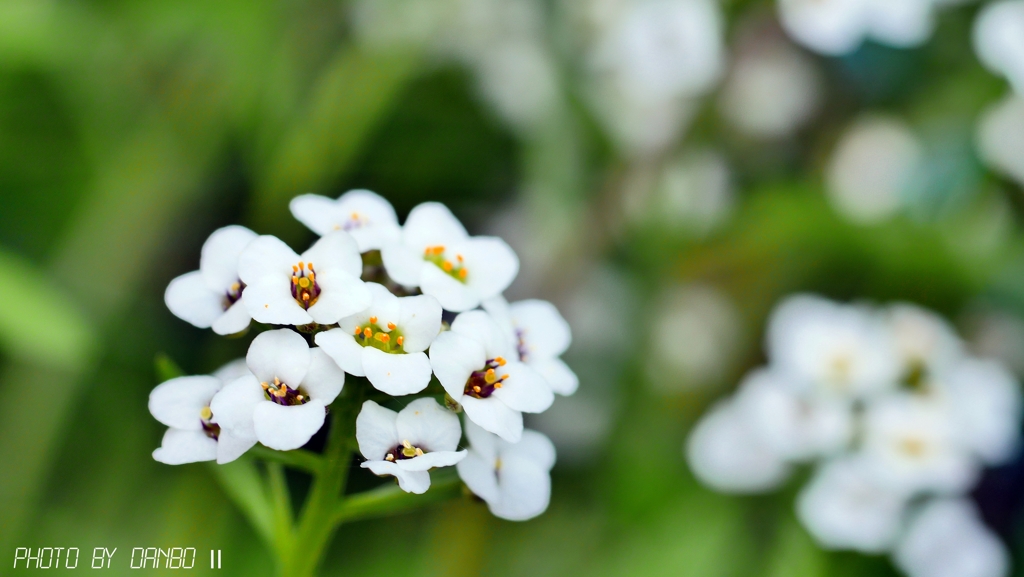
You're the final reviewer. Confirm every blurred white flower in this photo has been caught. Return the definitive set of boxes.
[777,0,936,56]
[316,283,442,396]
[150,375,254,465]
[734,369,854,461]
[471,40,561,131]
[430,310,553,442]
[381,202,519,312]
[239,232,371,326]
[976,94,1024,186]
[210,330,345,451]
[861,394,978,495]
[941,359,1022,466]
[887,303,965,378]
[718,39,822,138]
[964,307,1024,374]
[164,225,256,335]
[825,115,924,224]
[797,456,909,553]
[356,399,466,494]
[484,297,579,396]
[767,294,900,400]
[457,419,556,521]
[289,190,401,253]
[686,399,792,493]
[643,284,741,392]
[894,499,1009,577]
[973,1,1024,94]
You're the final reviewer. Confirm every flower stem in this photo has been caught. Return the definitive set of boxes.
[333,472,464,524]
[250,445,324,474]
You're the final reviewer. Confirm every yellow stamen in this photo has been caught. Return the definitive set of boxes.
[374,332,386,342]
[298,261,305,270]
[473,385,482,393]
[485,369,497,383]
[381,334,390,343]
[292,276,299,285]
[292,265,298,273]
[494,356,506,366]
[385,453,394,461]
[354,326,362,335]
[494,383,502,389]
[458,269,468,279]
[302,293,310,301]
[298,277,310,288]
[442,261,453,272]
[456,254,464,263]
[200,406,213,420]
[396,336,404,347]
[414,448,424,457]
[501,373,509,381]
[369,316,378,325]
[363,327,372,338]
[387,322,396,330]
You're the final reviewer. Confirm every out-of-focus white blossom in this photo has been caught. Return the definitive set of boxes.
[976,94,1024,186]
[973,1,1024,94]
[777,0,936,56]
[290,190,401,253]
[895,499,1009,577]
[826,116,924,224]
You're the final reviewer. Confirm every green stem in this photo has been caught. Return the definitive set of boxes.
[334,473,464,524]
[251,445,324,474]
[267,462,294,554]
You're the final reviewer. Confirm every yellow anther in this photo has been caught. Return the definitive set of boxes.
[230,282,240,293]
[298,261,305,270]
[442,261,453,272]
[494,383,502,389]
[473,385,482,393]
[296,394,304,401]
[369,316,378,325]
[200,406,213,420]
[381,334,391,343]
[457,254,464,263]
[302,293,310,301]
[402,440,412,449]
[396,336,404,347]
[374,332,386,342]
[298,277,310,288]
[414,448,424,457]
[274,377,281,385]
[363,327,372,338]
[308,271,315,282]
[494,356,507,366]
[385,453,394,461]
[458,268,468,279]
[307,262,314,270]
[292,265,299,273]
[261,382,269,389]
[501,374,509,381]
[354,326,362,335]
[485,369,497,383]
[292,275,299,285]
[387,322,396,330]
[351,212,359,220]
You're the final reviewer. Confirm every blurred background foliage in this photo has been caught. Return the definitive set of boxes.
[3,0,1024,575]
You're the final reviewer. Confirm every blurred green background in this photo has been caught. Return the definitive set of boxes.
[3,0,1024,575]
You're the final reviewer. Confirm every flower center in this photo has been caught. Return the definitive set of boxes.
[384,439,426,461]
[827,353,852,386]
[354,316,406,354]
[334,211,369,232]
[898,436,929,459]
[514,328,530,362]
[224,281,245,310]
[464,356,509,399]
[424,245,468,283]
[291,261,321,309]
[261,377,310,406]
[200,406,220,440]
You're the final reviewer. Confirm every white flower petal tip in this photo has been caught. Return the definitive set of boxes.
[290,190,401,251]
[457,421,555,521]
[778,0,936,57]
[483,297,576,396]
[381,202,519,311]
[895,499,1009,577]
[165,226,255,332]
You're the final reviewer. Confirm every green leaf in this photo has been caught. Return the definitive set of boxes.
[154,352,187,382]
[764,512,828,577]
[209,458,276,553]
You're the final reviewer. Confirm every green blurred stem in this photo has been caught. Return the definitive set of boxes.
[251,445,324,474]
[333,473,463,525]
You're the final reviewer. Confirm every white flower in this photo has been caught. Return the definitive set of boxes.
[457,419,555,521]
[976,94,1024,187]
[430,310,553,442]
[887,303,965,378]
[686,399,792,494]
[973,1,1024,95]
[733,369,853,462]
[894,499,1009,577]
[289,189,401,252]
[777,0,935,56]
[209,329,345,451]
[356,398,466,494]
[767,294,900,400]
[826,115,923,224]
[315,283,442,396]
[164,225,257,335]
[149,374,256,465]
[380,202,519,312]
[861,394,978,495]
[942,359,1022,466]
[797,456,909,553]
[239,232,372,326]
[483,296,578,396]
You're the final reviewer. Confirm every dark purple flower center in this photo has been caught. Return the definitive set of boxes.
[464,357,510,399]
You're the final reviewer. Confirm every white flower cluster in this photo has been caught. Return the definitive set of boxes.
[150,190,576,521]
[777,0,942,56]
[687,294,1021,577]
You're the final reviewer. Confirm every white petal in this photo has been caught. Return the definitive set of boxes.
[457,452,500,502]
[350,224,401,253]
[308,268,372,324]
[149,376,222,430]
[212,300,252,335]
[314,329,366,376]
[458,237,519,303]
[253,399,327,451]
[209,375,265,438]
[200,225,257,290]
[246,329,311,386]
[242,276,312,325]
[363,348,432,396]
[356,400,400,460]
[396,397,462,452]
[462,396,523,443]
[490,455,551,521]
[362,460,431,494]
[531,358,579,396]
[421,264,480,312]
[509,299,571,358]
[401,202,468,249]
[165,271,225,329]
[336,189,399,227]
[451,310,516,360]
[216,428,257,464]
[463,418,499,462]
[396,450,467,472]
[212,358,251,382]
[364,282,401,323]
[238,235,299,285]
[289,194,343,237]
[153,428,218,465]
[302,231,363,279]
[300,348,345,403]
[380,243,424,287]
[491,361,554,414]
[397,294,443,353]
[429,331,487,401]
[894,498,1008,577]
[504,429,556,471]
